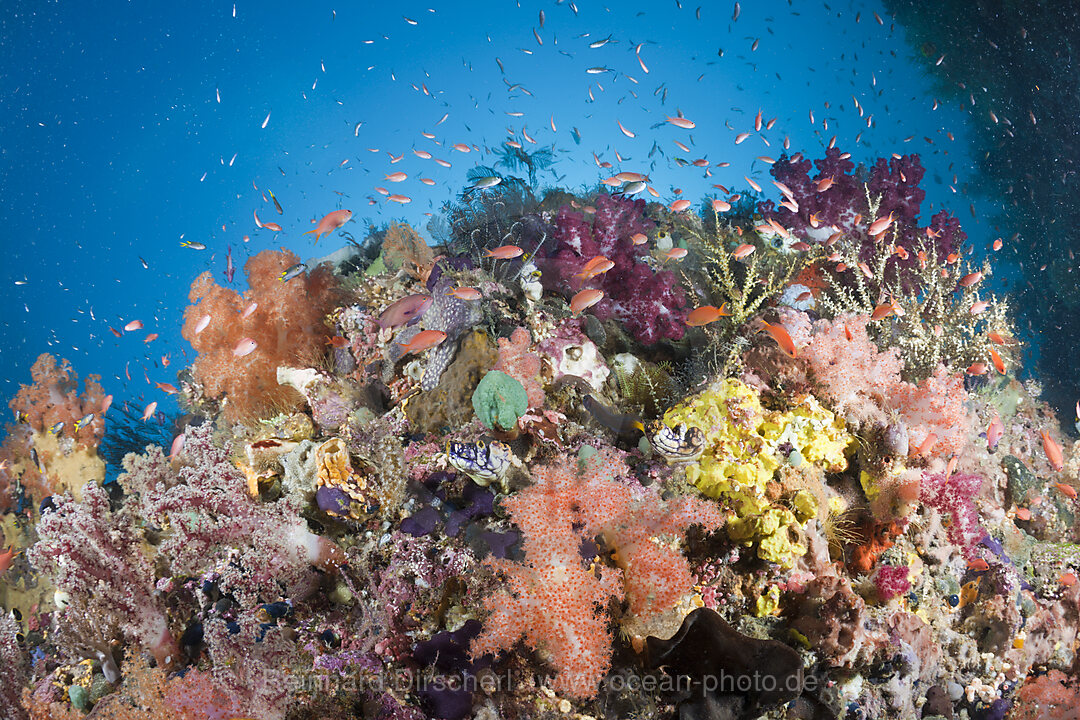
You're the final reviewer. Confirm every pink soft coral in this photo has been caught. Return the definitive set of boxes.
[783,310,969,458]
[27,482,180,670]
[470,450,724,698]
[9,354,106,448]
[492,327,545,408]
[181,249,340,422]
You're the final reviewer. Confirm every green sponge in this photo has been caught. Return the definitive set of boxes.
[472,370,529,431]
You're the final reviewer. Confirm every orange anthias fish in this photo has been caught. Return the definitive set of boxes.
[733,243,755,259]
[1053,482,1076,499]
[446,287,483,301]
[757,319,796,357]
[989,347,1006,375]
[1042,430,1064,471]
[485,245,524,260]
[0,545,20,575]
[397,329,447,355]
[570,288,604,314]
[630,233,649,245]
[871,301,897,321]
[141,401,158,422]
[234,337,258,357]
[663,247,688,261]
[304,209,353,243]
[987,413,1004,451]
[958,271,983,288]
[575,256,615,280]
[669,198,691,212]
[686,304,730,327]
[665,115,696,129]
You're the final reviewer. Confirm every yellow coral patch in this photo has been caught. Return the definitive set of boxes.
[665,378,852,568]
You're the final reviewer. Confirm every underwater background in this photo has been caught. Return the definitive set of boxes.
[1,0,1079,718]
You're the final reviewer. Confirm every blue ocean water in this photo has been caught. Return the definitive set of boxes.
[1,0,1006,424]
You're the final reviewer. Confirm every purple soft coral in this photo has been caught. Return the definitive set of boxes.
[758,148,965,289]
[539,195,687,345]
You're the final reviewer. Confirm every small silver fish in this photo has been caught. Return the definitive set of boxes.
[646,421,706,463]
[446,440,512,490]
[586,66,612,74]
[180,241,207,250]
[280,263,308,282]
[620,180,647,196]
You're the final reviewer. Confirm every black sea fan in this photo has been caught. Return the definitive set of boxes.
[98,400,178,483]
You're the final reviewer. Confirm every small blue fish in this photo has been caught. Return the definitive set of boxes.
[48,421,65,436]
[74,413,95,432]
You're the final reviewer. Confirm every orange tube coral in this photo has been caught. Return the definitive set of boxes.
[181,249,340,422]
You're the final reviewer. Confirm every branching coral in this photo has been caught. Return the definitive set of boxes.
[181,249,340,423]
[920,471,987,560]
[470,450,724,699]
[673,207,813,375]
[379,220,435,279]
[1,611,28,720]
[27,481,180,670]
[816,233,1011,381]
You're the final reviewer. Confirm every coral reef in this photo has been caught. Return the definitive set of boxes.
[470,451,724,699]
[4,146,1079,720]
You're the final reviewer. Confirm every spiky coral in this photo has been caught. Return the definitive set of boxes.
[814,225,1011,382]
[470,450,724,699]
[181,249,340,423]
[673,206,813,375]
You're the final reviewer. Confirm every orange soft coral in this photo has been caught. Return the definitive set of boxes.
[470,450,724,699]
[181,249,340,423]
[9,354,106,449]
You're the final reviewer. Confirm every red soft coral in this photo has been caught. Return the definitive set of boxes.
[181,249,340,422]
[9,354,106,448]
[470,450,724,699]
